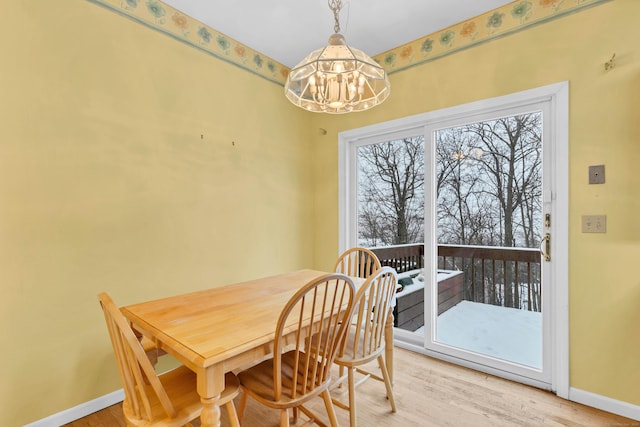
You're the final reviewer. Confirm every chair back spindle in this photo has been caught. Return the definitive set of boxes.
[334,247,382,279]
[341,267,397,361]
[237,274,356,426]
[273,274,356,400]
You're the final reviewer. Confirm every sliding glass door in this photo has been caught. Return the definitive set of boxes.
[425,110,548,380]
[339,83,568,394]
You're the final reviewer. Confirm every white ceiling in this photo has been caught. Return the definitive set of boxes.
[162,0,514,68]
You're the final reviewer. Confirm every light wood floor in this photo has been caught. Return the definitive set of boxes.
[66,347,635,427]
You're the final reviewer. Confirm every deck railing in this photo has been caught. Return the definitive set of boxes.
[371,243,542,312]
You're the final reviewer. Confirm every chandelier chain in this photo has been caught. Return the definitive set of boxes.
[328,0,343,34]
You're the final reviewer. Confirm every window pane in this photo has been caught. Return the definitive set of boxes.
[356,136,425,247]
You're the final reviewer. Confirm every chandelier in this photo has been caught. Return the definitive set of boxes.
[284,0,390,114]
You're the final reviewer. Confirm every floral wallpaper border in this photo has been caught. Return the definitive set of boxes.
[87,0,290,85]
[88,0,610,86]
[373,0,611,74]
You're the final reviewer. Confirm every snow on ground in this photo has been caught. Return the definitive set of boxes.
[415,300,542,368]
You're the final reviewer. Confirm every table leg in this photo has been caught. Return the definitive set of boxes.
[198,365,224,427]
[385,308,394,385]
[200,395,222,427]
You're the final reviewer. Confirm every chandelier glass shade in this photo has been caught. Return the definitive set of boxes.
[284,3,390,114]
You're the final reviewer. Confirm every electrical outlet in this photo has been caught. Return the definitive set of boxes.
[582,215,606,233]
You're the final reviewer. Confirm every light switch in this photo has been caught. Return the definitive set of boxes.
[588,165,605,184]
[582,215,606,233]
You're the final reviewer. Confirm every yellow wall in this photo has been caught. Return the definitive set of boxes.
[311,0,640,409]
[0,1,313,425]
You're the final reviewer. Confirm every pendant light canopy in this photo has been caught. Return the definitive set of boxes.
[284,1,390,114]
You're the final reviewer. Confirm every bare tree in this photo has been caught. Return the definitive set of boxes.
[435,113,542,249]
[356,114,542,310]
[436,127,499,246]
[358,137,424,245]
[435,113,542,308]
[468,113,542,248]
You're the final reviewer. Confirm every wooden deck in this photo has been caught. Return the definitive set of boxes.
[394,270,464,330]
[373,243,542,312]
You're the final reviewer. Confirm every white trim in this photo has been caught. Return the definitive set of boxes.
[550,82,570,399]
[338,125,424,253]
[23,389,124,427]
[569,387,640,421]
[24,372,640,424]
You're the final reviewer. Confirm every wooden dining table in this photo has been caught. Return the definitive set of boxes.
[121,269,395,427]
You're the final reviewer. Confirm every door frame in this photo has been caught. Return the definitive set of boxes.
[338,81,569,397]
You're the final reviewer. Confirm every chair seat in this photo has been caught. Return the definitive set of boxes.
[238,350,329,409]
[124,367,239,426]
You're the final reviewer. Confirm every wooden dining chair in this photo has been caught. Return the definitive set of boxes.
[331,267,398,427]
[333,248,387,387]
[236,274,356,427]
[334,247,381,279]
[98,292,241,427]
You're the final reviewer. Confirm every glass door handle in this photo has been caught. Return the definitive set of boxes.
[540,233,551,262]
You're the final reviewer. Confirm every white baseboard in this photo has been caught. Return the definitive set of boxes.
[570,387,640,422]
[23,389,124,427]
[24,383,640,425]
